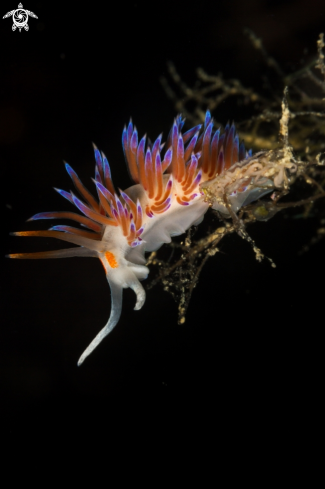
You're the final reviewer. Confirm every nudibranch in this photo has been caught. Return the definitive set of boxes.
[9,111,296,365]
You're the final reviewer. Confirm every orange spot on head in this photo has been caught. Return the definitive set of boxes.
[105,251,118,268]
[100,251,118,272]
[100,250,118,272]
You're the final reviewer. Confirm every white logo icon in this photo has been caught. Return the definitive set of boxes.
[3,3,38,32]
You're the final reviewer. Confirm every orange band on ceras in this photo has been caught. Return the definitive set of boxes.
[100,251,118,272]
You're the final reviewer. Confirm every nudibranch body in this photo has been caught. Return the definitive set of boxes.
[9,111,294,365]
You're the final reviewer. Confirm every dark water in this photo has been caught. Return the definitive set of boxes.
[1,1,323,441]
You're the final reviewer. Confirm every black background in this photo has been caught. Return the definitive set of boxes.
[1,0,324,436]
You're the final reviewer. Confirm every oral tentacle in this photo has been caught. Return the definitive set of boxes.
[77,262,148,365]
[77,277,123,366]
